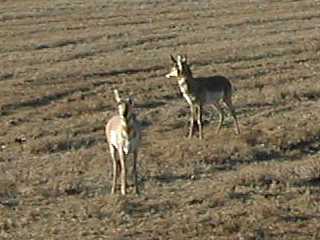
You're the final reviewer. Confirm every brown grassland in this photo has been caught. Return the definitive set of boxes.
[1,0,320,239]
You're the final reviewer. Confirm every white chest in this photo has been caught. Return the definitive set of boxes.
[111,128,139,154]
[178,79,187,92]
[110,130,119,146]
[178,79,194,105]
[183,93,193,105]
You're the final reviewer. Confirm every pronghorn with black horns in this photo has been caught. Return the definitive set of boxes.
[105,89,141,195]
[166,55,240,139]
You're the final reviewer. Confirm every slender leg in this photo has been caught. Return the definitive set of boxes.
[119,150,127,195]
[133,150,139,195]
[117,160,121,179]
[213,102,224,133]
[224,97,240,134]
[188,104,195,138]
[110,145,118,194]
[196,104,203,139]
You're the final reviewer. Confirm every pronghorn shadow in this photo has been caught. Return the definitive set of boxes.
[239,102,275,110]
[292,178,320,188]
[139,119,153,129]
[150,173,190,184]
[124,201,174,216]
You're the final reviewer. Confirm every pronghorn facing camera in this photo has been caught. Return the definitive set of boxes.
[106,90,141,195]
[166,55,240,139]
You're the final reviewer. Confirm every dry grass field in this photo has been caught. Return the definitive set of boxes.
[1,0,320,239]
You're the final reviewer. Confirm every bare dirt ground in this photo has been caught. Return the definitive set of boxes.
[1,0,320,239]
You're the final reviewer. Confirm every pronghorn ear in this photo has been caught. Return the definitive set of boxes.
[113,89,121,103]
[170,55,176,63]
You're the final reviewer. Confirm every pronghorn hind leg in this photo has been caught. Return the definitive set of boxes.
[117,160,121,177]
[133,150,139,195]
[224,96,240,134]
[118,159,127,189]
[110,145,118,194]
[213,102,224,133]
[119,150,127,195]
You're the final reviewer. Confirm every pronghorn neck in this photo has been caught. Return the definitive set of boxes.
[178,77,189,91]
[120,113,136,139]
[177,65,200,104]
[178,74,193,84]
[178,73,196,93]
[178,64,194,85]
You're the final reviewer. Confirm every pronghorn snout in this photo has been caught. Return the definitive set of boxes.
[165,73,172,78]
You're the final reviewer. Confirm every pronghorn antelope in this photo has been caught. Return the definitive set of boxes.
[166,55,240,139]
[106,90,141,195]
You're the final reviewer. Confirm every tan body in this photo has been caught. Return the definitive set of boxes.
[166,55,240,139]
[105,90,140,195]
[106,116,140,156]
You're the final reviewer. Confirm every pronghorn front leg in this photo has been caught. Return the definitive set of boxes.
[133,150,139,195]
[188,104,196,138]
[119,149,127,195]
[110,146,118,194]
[196,104,203,139]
